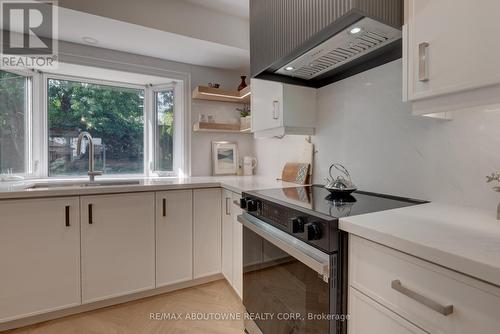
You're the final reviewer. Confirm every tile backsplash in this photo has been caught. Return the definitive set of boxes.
[255,60,500,211]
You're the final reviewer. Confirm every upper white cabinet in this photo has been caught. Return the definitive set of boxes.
[156,190,193,287]
[251,78,317,137]
[0,197,80,322]
[193,188,222,279]
[405,0,500,114]
[80,193,155,303]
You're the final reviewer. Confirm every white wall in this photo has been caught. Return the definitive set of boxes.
[58,41,253,177]
[255,60,500,211]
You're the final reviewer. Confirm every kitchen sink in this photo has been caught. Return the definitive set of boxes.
[29,180,142,189]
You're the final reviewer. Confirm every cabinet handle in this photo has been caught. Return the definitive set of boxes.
[225,197,231,215]
[418,42,430,82]
[88,204,93,224]
[65,205,70,227]
[272,100,280,120]
[162,198,166,217]
[391,280,453,316]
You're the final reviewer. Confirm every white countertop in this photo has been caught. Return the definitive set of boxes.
[340,202,500,287]
[0,176,297,200]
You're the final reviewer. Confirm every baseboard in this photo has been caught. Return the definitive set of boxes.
[0,274,224,332]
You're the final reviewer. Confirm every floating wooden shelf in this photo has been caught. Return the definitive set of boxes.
[192,85,251,104]
[193,122,252,134]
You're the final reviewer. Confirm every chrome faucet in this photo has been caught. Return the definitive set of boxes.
[77,132,102,182]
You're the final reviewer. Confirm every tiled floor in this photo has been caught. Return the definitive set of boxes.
[5,280,246,334]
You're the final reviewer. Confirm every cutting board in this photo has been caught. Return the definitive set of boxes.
[281,162,310,184]
[298,140,314,177]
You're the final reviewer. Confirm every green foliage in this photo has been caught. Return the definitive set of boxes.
[48,78,145,174]
[0,70,26,173]
[155,90,174,171]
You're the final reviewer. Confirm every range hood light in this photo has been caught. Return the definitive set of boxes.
[284,66,295,71]
[349,27,362,34]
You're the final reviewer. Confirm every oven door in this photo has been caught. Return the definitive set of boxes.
[238,212,336,334]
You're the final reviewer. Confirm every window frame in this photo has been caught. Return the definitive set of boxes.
[149,82,183,177]
[1,67,187,179]
[0,68,34,176]
[2,70,186,180]
[42,73,149,179]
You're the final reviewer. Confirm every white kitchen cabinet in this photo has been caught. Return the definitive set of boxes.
[222,189,233,283]
[405,0,500,113]
[156,190,193,287]
[251,78,317,137]
[348,287,426,334]
[221,191,243,299]
[80,192,155,303]
[231,192,243,299]
[0,197,80,322]
[349,235,500,334]
[194,188,222,279]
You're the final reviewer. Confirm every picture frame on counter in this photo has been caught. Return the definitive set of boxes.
[211,141,239,176]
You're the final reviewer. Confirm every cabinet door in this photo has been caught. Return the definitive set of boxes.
[0,197,80,322]
[407,0,500,100]
[193,188,222,278]
[156,190,193,287]
[231,192,243,299]
[251,78,283,132]
[222,189,233,283]
[81,193,155,303]
[282,84,317,128]
[349,288,427,334]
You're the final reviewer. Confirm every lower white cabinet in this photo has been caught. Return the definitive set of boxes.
[349,287,426,334]
[80,192,155,303]
[348,235,500,334]
[222,189,234,283]
[193,188,222,279]
[221,191,243,299]
[156,190,193,287]
[0,197,80,322]
[231,192,243,298]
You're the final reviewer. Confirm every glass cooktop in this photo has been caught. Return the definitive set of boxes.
[248,185,427,219]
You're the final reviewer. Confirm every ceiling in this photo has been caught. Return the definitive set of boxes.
[55,0,250,71]
[184,0,249,19]
[56,7,249,71]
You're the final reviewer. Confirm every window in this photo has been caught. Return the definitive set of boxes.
[0,70,30,174]
[0,64,186,179]
[47,78,145,176]
[154,88,175,172]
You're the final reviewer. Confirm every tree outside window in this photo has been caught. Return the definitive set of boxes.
[47,78,145,176]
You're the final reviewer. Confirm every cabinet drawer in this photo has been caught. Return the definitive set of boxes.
[348,287,427,334]
[349,235,500,334]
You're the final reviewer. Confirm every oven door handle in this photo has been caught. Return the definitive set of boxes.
[238,213,331,282]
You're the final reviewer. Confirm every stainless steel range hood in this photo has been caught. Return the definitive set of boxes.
[255,1,403,88]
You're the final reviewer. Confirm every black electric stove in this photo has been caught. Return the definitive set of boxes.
[241,185,426,254]
[239,185,427,334]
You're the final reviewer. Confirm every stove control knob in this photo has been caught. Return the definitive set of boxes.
[306,223,322,241]
[240,197,249,209]
[246,199,260,212]
[291,217,307,233]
